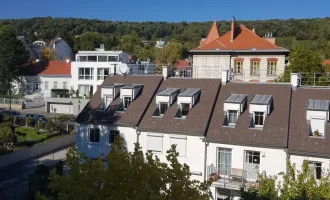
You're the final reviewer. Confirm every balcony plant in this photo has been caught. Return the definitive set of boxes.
[209,172,220,182]
[313,129,320,136]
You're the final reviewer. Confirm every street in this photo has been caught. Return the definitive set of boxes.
[0,146,72,200]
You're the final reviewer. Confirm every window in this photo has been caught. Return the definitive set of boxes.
[53,81,58,89]
[218,148,232,176]
[63,82,67,89]
[44,81,48,90]
[234,61,243,74]
[123,97,132,109]
[79,56,87,62]
[159,103,168,115]
[147,135,163,153]
[250,61,260,75]
[87,56,97,62]
[97,68,110,80]
[79,85,92,96]
[79,68,94,80]
[109,130,119,144]
[309,161,322,180]
[310,118,325,137]
[181,103,190,117]
[89,128,100,143]
[254,112,264,126]
[267,61,277,76]
[102,95,113,110]
[228,110,238,125]
[108,56,118,61]
[245,151,260,164]
[98,56,107,62]
[169,137,187,157]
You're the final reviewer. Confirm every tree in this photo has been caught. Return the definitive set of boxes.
[0,25,29,109]
[241,160,330,200]
[0,122,16,152]
[40,48,56,61]
[288,49,324,73]
[156,41,183,66]
[119,34,142,56]
[38,137,211,200]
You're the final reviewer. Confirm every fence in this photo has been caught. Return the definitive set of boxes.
[299,73,330,87]
[0,135,75,168]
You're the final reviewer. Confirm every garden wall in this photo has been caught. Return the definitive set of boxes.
[0,135,75,168]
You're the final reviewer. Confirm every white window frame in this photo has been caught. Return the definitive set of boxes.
[245,151,261,164]
[102,95,113,110]
[63,81,67,89]
[44,81,48,90]
[169,136,187,157]
[253,112,265,127]
[88,128,100,143]
[79,68,94,80]
[78,85,92,96]
[308,161,322,180]
[53,81,58,89]
[159,102,169,116]
[267,61,277,76]
[147,134,163,154]
[97,68,111,80]
[234,61,243,74]
[227,110,238,125]
[180,103,191,117]
[217,148,232,176]
[109,130,119,145]
[250,61,260,76]
[123,96,132,109]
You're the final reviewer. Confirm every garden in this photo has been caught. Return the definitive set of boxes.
[0,114,76,155]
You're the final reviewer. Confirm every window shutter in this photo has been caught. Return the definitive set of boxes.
[169,137,187,157]
[147,135,163,153]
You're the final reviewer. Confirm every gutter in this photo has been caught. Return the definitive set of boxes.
[189,49,289,53]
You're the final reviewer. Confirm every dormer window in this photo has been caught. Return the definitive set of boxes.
[153,88,180,117]
[117,84,143,111]
[99,83,123,111]
[223,94,247,127]
[249,94,272,129]
[175,88,201,119]
[307,99,329,137]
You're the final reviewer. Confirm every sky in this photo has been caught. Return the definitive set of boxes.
[1,0,329,22]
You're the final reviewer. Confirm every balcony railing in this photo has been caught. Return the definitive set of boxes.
[207,164,259,190]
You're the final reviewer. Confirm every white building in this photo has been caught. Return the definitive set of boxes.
[71,45,129,98]
[190,17,289,82]
[75,75,163,158]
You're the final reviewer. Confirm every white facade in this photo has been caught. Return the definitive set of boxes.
[71,50,128,97]
[76,123,137,159]
[207,142,287,199]
[139,131,205,181]
[290,155,330,172]
[192,54,286,82]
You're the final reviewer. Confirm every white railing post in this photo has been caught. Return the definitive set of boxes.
[162,66,168,80]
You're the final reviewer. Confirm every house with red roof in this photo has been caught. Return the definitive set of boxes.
[190,17,289,82]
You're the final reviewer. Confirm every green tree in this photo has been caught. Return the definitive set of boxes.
[289,49,324,73]
[0,122,16,152]
[135,46,156,61]
[156,41,183,66]
[38,137,211,200]
[0,25,29,108]
[119,34,142,56]
[40,47,56,61]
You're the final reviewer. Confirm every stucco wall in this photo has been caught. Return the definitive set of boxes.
[290,155,330,171]
[45,98,89,115]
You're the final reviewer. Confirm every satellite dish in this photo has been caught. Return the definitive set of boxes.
[119,63,128,74]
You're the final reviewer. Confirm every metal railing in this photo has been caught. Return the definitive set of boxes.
[207,164,259,189]
[300,73,330,87]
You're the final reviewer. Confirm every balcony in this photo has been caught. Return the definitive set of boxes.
[207,164,260,190]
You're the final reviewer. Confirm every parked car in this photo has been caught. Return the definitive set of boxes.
[25,114,48,123]
[1,110,24,119]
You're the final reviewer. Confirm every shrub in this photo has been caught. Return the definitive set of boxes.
[28,164,50,200]
[3,113,13,123]
[0,122,16,150]
[25,117,34,127]
[51,89,69,98]
[13,116,18,126]
[34,121,44,133]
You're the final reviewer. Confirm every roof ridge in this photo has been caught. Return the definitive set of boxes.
[203,22,220,45]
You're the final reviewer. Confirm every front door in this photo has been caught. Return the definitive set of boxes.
[244,151,260,181]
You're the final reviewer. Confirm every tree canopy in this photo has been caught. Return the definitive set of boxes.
[37,137,211,200]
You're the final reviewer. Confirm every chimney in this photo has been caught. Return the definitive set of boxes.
[231,16,236,42]
[162,66,168,80]
[222,70,229,85]
[291,73,301,90]
[252,24,256,34]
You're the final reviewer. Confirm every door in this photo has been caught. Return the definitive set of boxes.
[218,148,232,176]
[244,151,260,181]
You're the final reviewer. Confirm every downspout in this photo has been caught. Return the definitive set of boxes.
[285,88,293,175]
[135,126,141,144]
[203,137,209,181]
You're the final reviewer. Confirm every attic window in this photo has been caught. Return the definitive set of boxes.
[153,88,180,117]
[249,94,272,129]
[307,99,329,138]
[223,94,247,127]
[175,88,201,119]
[99,83,123,111]
[99,95,113,111]
[117,84,143,111]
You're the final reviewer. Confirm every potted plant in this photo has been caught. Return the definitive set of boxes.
[209,172,220,182]
[313,129,320,136]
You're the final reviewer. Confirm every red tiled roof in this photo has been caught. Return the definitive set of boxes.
[195,24,281,50]
[24,61,71,76]
[322,59,330,66]
[175,60,190,68]
[203,22,220,46]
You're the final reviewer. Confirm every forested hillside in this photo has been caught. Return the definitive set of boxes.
[1,17,330,60]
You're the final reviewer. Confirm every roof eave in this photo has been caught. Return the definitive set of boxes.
[189,49,289,53]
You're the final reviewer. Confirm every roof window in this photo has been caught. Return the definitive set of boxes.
[153,88,180,117]
[98,83,123,111]
[223,94,247,127]
[307,99,329,138]
[175,88,201,119]
[249,95,272,129]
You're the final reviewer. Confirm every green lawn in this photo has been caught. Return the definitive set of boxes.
[15,127,46,143]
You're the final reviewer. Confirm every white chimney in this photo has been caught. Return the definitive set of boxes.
[291,73,300,90]
[222,70,229,85]
[162,66,168,80]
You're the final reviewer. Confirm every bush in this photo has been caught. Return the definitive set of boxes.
[28,164,50,200]
[3,113,13,123]
[34,121,44,133]
[51,89,69,98]
[0,122,16,150]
